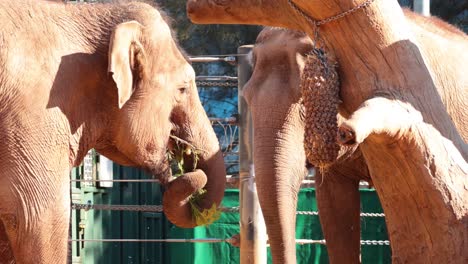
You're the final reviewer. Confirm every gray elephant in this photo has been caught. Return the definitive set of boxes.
[0,1,225,263]
[243,27,370,264]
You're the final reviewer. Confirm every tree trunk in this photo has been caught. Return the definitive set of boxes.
[186,0,468,262]
[338,97,468,263]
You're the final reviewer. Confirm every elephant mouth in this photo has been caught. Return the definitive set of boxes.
[161,132,222,227]
[141,132,198,188]
[166,133,200,177]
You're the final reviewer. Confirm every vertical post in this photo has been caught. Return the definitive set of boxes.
[413,0,430,16]
[237,45,267,264]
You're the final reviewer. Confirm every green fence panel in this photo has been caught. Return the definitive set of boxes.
[165,188,390,264]
[72,161,165,264]
[295,188,328,264]
[73,162,390,263]
[360,189,391,264]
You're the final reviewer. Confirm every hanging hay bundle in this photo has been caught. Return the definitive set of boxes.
[301,50,341,169]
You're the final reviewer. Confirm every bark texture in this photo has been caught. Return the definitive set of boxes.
[338,97,468,263]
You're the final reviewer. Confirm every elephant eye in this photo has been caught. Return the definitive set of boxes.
[178,86,188,94]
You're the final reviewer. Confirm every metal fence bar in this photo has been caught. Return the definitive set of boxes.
[413,0,430,16]
[196,76,238,81]
[190,56,236,64]
[295,239,327,245]
[69,238,229,243]
[209,117,238,124]
[70,179,160,182]
[238,45,267,264]
[69,238,389,246]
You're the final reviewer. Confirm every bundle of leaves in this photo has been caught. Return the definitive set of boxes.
[167,135,222,226]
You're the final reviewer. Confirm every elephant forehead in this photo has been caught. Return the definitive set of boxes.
[156,63,194,83]
[252,29,312,73]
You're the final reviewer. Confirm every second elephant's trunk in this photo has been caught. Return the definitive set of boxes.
[251,105,307,264]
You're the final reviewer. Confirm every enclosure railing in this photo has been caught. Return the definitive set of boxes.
[413,0,430,16]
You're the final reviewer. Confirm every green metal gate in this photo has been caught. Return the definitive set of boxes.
[71,152,166,263]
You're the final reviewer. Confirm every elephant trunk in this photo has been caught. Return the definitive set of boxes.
[252,106,306,264]
[163,103,226,228]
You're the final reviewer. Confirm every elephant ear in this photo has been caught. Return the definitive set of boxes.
[108,21,147,109]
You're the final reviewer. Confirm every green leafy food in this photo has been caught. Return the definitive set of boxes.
[167,135,222,226]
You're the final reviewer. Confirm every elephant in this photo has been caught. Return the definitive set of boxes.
[186,1,468,263]
[0,0,225,263]
[243,27,371,264]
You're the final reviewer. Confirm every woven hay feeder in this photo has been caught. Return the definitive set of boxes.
[301,51,341,169]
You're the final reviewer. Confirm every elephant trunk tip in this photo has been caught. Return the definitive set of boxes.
[162,169,222,228]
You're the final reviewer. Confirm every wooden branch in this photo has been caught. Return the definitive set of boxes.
[186,0,303,30]
[338,97,468,263]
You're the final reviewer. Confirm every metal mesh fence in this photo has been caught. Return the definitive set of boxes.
[198,74,240,176]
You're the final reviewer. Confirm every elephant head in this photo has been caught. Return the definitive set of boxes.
[93,9,226,228]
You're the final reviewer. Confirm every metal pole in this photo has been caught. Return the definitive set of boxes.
[237,45,267,264]
[413,0,430,16]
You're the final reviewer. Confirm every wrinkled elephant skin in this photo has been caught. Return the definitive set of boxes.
[244,27,370,264]
[0,1,225,263]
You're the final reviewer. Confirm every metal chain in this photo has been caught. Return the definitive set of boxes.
[72,203,238,213]
[287,0,376,27]
[71,203,164,212]
[287,0,376,50]
[69,238,230,243]
[360,212,385,217]
[296,211,319,216]
[361,240,390,246]
[196,81,238,87]
[71,203,384,217]
[296,239,389,246]
[297,211,385,217]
